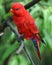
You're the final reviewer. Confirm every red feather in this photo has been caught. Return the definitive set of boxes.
[10,2,45,60]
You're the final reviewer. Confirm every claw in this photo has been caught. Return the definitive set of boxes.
[20,34,24,38]
[18,34,24,42]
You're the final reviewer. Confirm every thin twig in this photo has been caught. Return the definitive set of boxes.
[6,21,24,54]
[6,20,35,65]
[24,46,35,65]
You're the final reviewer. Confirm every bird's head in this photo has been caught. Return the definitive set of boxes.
[10,2,26,16]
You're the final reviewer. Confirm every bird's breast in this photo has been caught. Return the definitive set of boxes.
[14,16,24,23]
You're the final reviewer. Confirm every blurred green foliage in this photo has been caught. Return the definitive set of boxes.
[0,0,52,65]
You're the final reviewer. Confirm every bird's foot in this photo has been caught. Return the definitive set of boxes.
[18,34,24,42]
[20,34,24,39]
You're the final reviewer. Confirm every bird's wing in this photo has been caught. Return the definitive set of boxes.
[26,20,46,44]
[25,19,39,34]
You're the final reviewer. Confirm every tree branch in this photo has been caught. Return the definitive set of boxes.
[5,18,35,65]
[24,46,35,65]
[24,0,40,9]
[6,20,24,54]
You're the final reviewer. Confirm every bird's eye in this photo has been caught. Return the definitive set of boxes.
[15,8,20,10]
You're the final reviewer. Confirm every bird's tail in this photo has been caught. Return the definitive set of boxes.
[31,38,41,61]
[36,33,46,44]
[37,46,41,61]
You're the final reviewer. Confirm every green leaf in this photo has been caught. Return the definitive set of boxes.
[2,42,18,63]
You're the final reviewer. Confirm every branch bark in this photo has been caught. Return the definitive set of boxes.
[6,19,35,65]
[24,0,40,9]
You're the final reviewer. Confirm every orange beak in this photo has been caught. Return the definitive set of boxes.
[9,9,13,14]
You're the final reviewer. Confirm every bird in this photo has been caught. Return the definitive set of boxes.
[10,2,45,61]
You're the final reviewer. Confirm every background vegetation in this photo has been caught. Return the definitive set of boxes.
[0,0,52,65]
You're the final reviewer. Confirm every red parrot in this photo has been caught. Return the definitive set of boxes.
[10,2,45,61]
